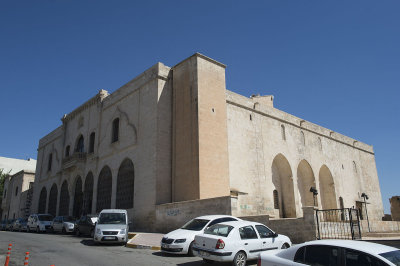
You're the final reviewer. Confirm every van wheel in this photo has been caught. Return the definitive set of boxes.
[203,259,214,264]
[188,241,194,256]
[233,251,246,266]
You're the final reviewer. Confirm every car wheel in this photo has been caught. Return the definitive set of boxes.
[233,251,246,266]
[203,258,214,264]
[281,243,290,249]
[62,227,66,234]
[187,241,194,257]
[27,226,30,233]
[90,229,94,238]
[36,226,40,233]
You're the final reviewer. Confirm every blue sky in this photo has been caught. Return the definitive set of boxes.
[0,1,399,213]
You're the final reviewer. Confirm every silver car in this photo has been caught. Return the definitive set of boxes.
[93,209,129,245]
[51,216,76,234]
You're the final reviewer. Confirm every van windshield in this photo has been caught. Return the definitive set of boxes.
[98,213,126,225]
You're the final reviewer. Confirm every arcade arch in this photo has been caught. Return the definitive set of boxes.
[319,165,337,209]
[297,160,316,208]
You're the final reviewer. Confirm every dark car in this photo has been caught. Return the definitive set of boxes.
[13,218,28,232]
[5,219,15,231]
[0,220,7,231]
[75,215,98,237]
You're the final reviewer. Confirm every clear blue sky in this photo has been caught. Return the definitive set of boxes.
[1,1,399,214]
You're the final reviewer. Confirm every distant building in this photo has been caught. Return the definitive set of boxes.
[390,196,400,221]
[1,170,35,220]
[0,157,36,175]
[31,53,384,232]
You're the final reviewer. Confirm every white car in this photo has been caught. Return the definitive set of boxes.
[94,209,129,245]
[51,216,76,234]
[27,214,53,233]
[258,239,400,266]
[161,215,241,255]
[193,220,291,266]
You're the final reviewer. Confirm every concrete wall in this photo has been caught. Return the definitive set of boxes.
[361,220,400,233]
[154,196,232,233]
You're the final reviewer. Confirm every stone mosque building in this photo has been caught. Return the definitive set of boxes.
[31,53,384,231]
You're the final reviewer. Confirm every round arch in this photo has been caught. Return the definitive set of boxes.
[48,184,58,217]
[319,165,337,209]
[271,154,296,218]
[59,180,70,216]
[116,158,135,209]
[297,159,316,208]
[96,166,112,213]
[38,187,47,213]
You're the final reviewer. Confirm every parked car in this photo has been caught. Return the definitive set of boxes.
[93,209,129,245]
[5,219,15,231]
[75,214,98,237]
[27,214,53,233]
[0,220,7,230]
[258,239,400,266]
[18,218,28,232]
[12,218,28,232]
[161,215,241,256]
[193,220,291,266]
[51,216,76,234]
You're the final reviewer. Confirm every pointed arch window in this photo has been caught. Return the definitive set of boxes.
[281,125,286,141]
[273,190,279,209]
[76,135,84,153]
[48,153,53,171]
[300,131,305,145]
[65,145,70,157]
[112,118,119,143]
[89,132,95,153]
[353,161,358,173]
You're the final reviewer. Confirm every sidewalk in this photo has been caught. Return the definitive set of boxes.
[126,232,163,250]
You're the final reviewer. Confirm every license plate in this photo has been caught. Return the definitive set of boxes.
[161,243,169,248]
[199,250,210,257]
[104,236,115,240]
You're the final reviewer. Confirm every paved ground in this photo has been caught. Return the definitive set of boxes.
[0,231,257,266]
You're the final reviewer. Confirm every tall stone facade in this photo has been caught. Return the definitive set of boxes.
[390,196,400,221]
[31,53,384,231]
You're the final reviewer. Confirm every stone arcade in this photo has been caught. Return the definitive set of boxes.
[31,53,384,232]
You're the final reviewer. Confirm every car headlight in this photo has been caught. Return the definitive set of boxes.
[96,228,101,234]
[120,229,126,234]
[174,238,186,243]
[69,224,74,228]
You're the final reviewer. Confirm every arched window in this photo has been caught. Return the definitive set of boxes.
[353,161,357,173]
[89,132,95,153]
[15,186,18,196]
[96,166,112,212]
[318,137,322,151]
[116,159,135,209]
[273,190,279,209]
[59,180,70,216]
[300,131,305,145]
[48,184,58,217]
[281,125,286,141]
[38,187,47,213]
[48,153,53,171]
[112,118,119,143]
[75,135,84,153]
[65,145,70,157]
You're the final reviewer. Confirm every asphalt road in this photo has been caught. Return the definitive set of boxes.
[0,231,258,266]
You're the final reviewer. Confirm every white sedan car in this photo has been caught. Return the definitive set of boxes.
[193,220,291,266]
[258,239,400,266]
[161,215,241,255]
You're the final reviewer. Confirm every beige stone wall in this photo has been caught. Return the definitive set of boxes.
[390,196,400,221]
[361,220,400,233]
[226,90,384,221]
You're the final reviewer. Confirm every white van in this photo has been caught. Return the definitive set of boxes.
[27,214,53,233]
[93,209,129,244]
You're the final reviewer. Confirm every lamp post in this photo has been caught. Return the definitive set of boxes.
[361,192,370,232]
[310,187,318,207]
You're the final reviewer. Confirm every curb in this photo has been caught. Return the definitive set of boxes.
[126,243,161,250]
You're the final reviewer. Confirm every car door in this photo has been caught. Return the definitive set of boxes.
[255,225,280,251]
[238,225,262,260]
[296,245,339,266]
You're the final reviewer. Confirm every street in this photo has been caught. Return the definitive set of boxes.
[0,231,258,266]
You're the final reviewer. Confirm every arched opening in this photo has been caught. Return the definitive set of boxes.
[96,166,112,213]
[65,145,70,157]
[319,165,337,210]
[116,159,135,209]
[48,184,58,217]
[273,190,279,209]
[59,180,70,216]
[75,135,84,153]
[89,132,95,153]
[38,187,47,213]
[272,154,296,218]
[297,160,316,208]
[83,172,94,215]
[73,176,83,218]
[281,125,286,140]
[48,153,52,171]
[112,118,119,143]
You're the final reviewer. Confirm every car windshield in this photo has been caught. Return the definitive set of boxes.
[38,215,53,221]
[181,219,210,231]
[204,224,234,237]
[379,250,400,265]
[98,213,126,225]
[63,216,75,222]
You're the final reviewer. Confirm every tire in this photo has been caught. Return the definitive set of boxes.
[233,251,247,266]
[62,227,66,234]
[27,226,30,233]
[281,243,290,249]
[203,259,214,264]
[36,226,40,233]
[187,241,194,257]
[90,229,94,238]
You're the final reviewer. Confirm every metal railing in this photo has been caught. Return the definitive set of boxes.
[316,208,361,240]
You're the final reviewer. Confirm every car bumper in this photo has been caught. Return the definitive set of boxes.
[192,246,233,262]
[160,243,188,254]
[94,234,127,243]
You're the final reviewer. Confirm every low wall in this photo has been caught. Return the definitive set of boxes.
[154,196,233,233]
[361,220,400,233]
[240,207,317,244]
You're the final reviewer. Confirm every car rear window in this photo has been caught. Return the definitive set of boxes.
[181,219,210,231]
[204,224,234,237]
[379,250,400,265]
